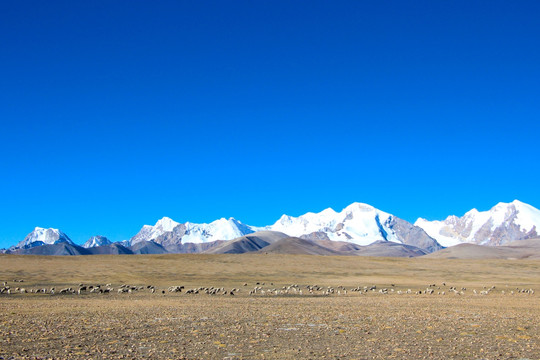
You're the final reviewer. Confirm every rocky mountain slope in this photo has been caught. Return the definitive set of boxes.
[11,227,74,250]
[205,231,288,254]
[415,200,540,246]
[258,237,342,255]
[129,217,256,248]
[267,202,442,252]
[7,200,540,256]
[82,236,112,248]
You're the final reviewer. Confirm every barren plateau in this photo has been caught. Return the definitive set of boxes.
[1,254,539,359]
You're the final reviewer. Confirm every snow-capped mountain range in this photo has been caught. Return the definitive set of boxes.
[267,202,442,252]
[125,202,442,252]
[7,200,540,253]
[129,217,255,249]
[270,203,393,243]
[414,200,540,247]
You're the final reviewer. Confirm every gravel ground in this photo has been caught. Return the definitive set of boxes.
[1,291,539,359]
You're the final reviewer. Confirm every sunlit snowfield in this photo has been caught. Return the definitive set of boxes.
[1,253,539,359]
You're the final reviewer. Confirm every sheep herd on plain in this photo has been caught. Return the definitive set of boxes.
[0,279,535,297]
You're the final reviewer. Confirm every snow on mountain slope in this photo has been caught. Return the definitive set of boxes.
[14,227,74,249]
[82,235,112,248]
[268,203,397,245]
[414,218,462,247]
[414,200,540,246]
[267,202,442,252]
[126,203,441,252]
[130,216,256,246]
[181,218,256,244]
[18,200,538,252]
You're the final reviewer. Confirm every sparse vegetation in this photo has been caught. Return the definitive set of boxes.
[1,254,539,359]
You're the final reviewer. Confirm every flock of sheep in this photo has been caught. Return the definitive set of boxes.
[0,280,535,297]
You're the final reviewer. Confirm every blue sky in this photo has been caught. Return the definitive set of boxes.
[1,1,539,247]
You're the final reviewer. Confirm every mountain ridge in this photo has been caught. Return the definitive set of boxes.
[415,200,540,246]
[6,200,540,255]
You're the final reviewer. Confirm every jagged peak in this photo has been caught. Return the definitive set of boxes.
[415,200,540,247]
[82,235,112,248]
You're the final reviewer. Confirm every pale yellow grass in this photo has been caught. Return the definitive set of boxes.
[1,253,539,289]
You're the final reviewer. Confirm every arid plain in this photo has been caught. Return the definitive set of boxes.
[1,253,539,359]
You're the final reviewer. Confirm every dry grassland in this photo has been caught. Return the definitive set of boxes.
[1,254,539,359]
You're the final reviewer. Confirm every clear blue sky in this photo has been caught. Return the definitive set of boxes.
[1,1,539,247]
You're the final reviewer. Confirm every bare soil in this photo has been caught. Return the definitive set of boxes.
[0,254,539,359]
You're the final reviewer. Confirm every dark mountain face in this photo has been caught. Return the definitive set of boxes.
[385,217,444,253]
[87,244,133,255]
[9,243,90,256]
[83,236,112,248]
[259,237,342,255]
[352,241,428,258]
[129,241,168,255]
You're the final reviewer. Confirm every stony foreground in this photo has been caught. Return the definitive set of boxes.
[1,292,539,360]
[1,253,540,359]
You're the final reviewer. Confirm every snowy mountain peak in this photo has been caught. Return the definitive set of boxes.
[14,227,73,250]
[182,217,255,244]
[130,216,256,247]
[154,217,180,232]
[129,217,183,246]
[344,202,375,212]
[34,226,59,233]
[415,200,540,246]
[82,235,112,249]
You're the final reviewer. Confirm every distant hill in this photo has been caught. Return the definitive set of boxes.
[309,239,363,252]
[259,237,341,255]
[10,242,138,256]
[205,231,289,254]
[9,243,90,256]
[87,243,134,255]
[351,241,428,257]
[129,241,168,255]
[164,240,226,254]
[426,238,540,259]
